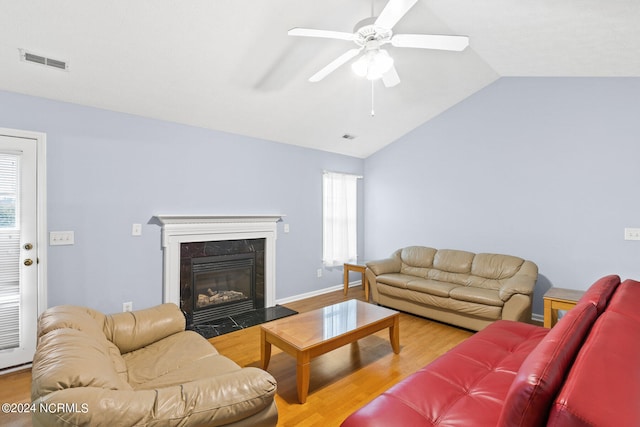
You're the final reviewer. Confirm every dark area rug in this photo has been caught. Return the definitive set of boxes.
[189,305,298,338]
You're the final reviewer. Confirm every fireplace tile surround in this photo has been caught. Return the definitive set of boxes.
[181,238,265,325]
[155,215,282,322]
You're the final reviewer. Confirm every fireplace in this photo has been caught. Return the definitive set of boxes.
[156,215,281,328]
[180,239,265,326]
[193,254,254,311]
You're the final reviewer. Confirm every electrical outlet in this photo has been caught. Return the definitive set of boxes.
[624,228,640,241]
[122,301,133,312]
[317,268,322,278]
[132,223,142,236]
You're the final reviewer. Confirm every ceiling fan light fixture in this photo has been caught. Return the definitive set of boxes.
[351,49,394,81]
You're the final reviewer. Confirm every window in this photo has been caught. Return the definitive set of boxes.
[322,171,359,266]
[0,154,20,351]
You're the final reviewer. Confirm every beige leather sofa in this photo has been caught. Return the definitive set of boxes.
[366,246,538,331]
[31,303,277,427]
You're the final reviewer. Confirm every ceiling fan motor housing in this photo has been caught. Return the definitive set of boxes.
[353,17,393,47]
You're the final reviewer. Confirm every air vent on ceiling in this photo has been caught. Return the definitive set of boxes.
[19,49,69,71]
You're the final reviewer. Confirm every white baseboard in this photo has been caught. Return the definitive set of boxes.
[276,281,361,305]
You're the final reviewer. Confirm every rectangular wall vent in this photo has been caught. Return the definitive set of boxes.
[20,49,69,71]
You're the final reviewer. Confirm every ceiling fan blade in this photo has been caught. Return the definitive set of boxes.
[374,0,419,30]
[288,28,354,41]
[391,34,469,51]
[309,48,362,82]
[382,65,400,88]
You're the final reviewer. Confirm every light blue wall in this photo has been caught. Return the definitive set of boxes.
[364,77,640,316]
[0,90,364,313]
[5,77,639,318]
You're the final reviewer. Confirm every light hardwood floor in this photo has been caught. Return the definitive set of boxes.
[0,287,473,427]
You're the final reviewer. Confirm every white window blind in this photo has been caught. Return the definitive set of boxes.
[0,154,20,351]
[322,171,359,266]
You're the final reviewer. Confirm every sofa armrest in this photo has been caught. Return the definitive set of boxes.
[103,303,186,354]
[498,261,538,301]
[366,257,401,276]
[32,368,277,427]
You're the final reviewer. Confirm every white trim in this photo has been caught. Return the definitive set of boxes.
[0,127,47,314]
[531,312,544,324]
[276,283,345,306]
[155,215,283,308]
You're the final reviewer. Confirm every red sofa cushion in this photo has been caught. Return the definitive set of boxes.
[497,275,621,427]
[497,303,597,427]
[548,279,640,426]
[341,320,548,427]
[576,274,620,314]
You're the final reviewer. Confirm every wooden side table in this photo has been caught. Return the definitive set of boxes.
[543,287,585,328]
[343,262,369,301]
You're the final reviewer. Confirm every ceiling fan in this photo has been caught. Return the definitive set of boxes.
[288,0,469,87]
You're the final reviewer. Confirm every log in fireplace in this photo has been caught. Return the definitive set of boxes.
[180,238,265,327]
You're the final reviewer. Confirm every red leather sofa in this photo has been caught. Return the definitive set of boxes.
[341,275,640,427]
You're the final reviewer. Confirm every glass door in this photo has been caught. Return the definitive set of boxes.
[0,134,38,369]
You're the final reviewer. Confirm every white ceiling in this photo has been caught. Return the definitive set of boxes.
[1,0,639,158]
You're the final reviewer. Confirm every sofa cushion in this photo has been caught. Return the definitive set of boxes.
[471,253,525,280]
[548,281,640,427]
[36,305,106,340]
[35,305,130,385]
[377,283,503,321]
[135,354,242,390]
[31,328,132,401]
[399,246,437,268]
[447,298,503,320]
[432,249,474,273]
[497,302,598,427]
[449,286,504,307]
[123,330,223,388]
[425,269,470,286]
[341,320,549,427]
[607,278,640,322]
[577,274,620,314]
[104,303,186,354]
[376,273,413,289]
[378,283,450,310]
[406,278,459,297]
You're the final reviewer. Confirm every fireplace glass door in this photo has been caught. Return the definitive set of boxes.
[191,253,256,322]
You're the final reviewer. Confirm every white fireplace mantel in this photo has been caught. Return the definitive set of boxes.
[155,215,283,308]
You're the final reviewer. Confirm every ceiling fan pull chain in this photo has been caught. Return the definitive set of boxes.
[371,80,376,116]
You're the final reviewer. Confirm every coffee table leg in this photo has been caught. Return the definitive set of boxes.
[389,315,400,354]
[297,352,311,404]
[343,266,349,295]
[260,329,272,370]
[363,274,369,301]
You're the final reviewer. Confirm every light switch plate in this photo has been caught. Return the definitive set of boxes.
[624,228,640,241]
[49,231,74,246]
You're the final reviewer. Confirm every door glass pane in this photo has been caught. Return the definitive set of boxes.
[0,153,20,350]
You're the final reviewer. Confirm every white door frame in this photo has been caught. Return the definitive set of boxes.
[0,127,47,370]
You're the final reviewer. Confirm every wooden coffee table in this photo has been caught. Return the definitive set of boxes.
[260,299,400,403]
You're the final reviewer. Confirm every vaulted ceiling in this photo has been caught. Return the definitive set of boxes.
[1,1,639,158]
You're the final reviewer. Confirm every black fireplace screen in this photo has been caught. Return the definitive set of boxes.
[192,253,255,311]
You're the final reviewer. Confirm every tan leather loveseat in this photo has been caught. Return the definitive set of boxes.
[31,303,277,427]
[366,246,538,331]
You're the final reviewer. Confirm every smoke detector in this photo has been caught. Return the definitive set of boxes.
[19,49,69,71]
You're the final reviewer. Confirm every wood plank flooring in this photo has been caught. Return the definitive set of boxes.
[0,287,473,427]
